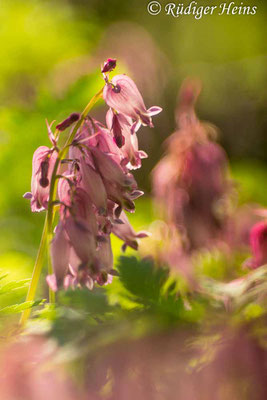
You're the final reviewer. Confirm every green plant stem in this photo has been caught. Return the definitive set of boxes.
[20,87,104,327]
[19,215,48,326]
[47,230,56,304]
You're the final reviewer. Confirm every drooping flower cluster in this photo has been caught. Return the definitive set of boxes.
[152,79,232,252]
[150,79,267,284]
[24,59,161,290]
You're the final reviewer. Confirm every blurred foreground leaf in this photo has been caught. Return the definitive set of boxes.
[0,299,44,316]
[0,278,30,295]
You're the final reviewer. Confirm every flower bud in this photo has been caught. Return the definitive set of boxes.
[101,58,117,73]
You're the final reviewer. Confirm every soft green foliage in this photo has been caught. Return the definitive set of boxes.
[0,271,43,329]
[0,300,44,316]
[193,248,248,281]
[26,257,204,350]
[0,278,29,296]
[20,255,265,375]
[231,160,267,206]
[0,271,29,307]
[200,265,267,311]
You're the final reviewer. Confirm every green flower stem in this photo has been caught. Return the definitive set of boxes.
[20,87,104,327]
[47,230,56,304]
[19,215,48,326]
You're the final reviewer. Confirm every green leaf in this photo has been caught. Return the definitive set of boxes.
[115,256,202,322]
[0,299,44,316]
[0,279,29,295]
[58,288,112,316]
[117,256,169,304]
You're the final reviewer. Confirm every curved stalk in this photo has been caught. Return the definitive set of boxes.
[19,215,48,326]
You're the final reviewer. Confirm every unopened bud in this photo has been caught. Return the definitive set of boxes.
[101,58,117,73]
[56,113,80,131]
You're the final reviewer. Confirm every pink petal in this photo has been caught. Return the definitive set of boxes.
[50,222,70,285]
[80,158,107,214]
[103,74,146,119]
[46,274,58,292]
[147,106,163,116]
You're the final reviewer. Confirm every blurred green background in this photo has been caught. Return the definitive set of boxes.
[0,0,267,308]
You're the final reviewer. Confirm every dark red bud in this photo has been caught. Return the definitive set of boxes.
[56,113,80,131]
[101,58,117,73]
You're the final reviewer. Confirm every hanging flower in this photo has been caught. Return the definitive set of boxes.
[112,211,149,251]
[103,74,162,133]
[24,146,57,212]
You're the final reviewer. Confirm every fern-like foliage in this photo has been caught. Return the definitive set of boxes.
[0,272,43,318]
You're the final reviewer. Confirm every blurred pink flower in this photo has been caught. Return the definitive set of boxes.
[248,221,267,268]
[152,80,232,252]
[0,337,79,400]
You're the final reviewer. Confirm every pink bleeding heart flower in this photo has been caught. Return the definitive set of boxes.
[64,216,96,265]
[112,211,149,251]
[122,131,148,170]
[57,171,74,208]
[74,119,123,167]
[120,124,147,170]
[24,146,57,212]
[60,246,93,291]
[86,122,123,166]
[48,221,70,290]
[106,108,126,148]
[95,236,113,274]
[103,74,162,133]
[59,186,98,240]
[101,178,136,215]
[248,221,267,268]
[106,108,147,169]
[80,157,107,215]
[90,147,136,189]
[71,188,98,238]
